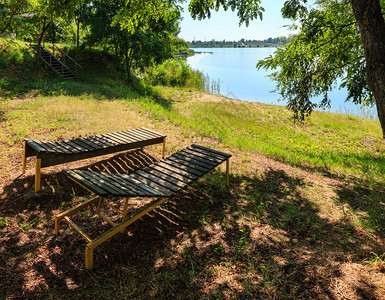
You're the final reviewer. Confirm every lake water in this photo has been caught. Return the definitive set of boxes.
[187,47,377,119]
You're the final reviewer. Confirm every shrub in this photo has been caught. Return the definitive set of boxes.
[144,59,205,89]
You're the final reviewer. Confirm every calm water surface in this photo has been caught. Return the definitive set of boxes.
[187,47,377,118]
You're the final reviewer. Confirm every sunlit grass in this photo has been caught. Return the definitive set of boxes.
[131,86,385,184]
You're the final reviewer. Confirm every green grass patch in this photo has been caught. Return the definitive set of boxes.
[129,87,385,183]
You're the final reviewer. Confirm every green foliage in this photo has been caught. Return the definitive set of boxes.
[257,0,372,120]
[188,0,264,26]
[0,216,9,228]
[143,59,205,89]
[81,1,185,83]
[188,37,290,48]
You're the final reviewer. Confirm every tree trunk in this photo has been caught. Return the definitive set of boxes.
[76,18,80,49]
[125,46,133,85]
[35,18,51,66]
[350,0,385,137]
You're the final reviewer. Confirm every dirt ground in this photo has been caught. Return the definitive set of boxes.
[1,110,385,299]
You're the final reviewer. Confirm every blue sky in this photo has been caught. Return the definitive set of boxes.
[178,0,302,41]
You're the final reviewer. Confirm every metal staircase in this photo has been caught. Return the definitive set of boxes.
[35,44,77,79]
[28,36,81,79]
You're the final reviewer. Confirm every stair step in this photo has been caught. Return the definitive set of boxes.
[35,44,78,79]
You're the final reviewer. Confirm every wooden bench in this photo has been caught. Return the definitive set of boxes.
[22,128,166,192]
[55,144,231,269]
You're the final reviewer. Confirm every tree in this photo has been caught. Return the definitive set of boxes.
[257,1,366,119]
[189,0,385,137]
[0,0,30,34]
[350,0,385,137]
[253,0,385,137]
[82,0,184,83]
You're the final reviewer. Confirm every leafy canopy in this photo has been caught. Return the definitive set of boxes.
[257,0,372,120]
[188,0,264,26]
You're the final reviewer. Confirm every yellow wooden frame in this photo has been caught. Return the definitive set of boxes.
[55,194,170,269]
[55,155,230,270]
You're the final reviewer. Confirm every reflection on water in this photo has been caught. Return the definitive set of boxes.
[187,48,377,119]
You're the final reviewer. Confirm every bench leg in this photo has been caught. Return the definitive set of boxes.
[35,158,41,192]
[162,137,166,159]
[121,197,129,233]
[226,158,230,188]
[55,217,61,235]
[22,143,27,174]
[85,245,94,270]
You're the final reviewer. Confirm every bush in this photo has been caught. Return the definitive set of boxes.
[144,59,205,89]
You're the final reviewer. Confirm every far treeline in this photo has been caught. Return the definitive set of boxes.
[188,37,290,48]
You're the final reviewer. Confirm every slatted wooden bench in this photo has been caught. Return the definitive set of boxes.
[55,144,231,269]
[22,128,166,192]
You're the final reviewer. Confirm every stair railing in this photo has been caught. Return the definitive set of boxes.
[53,44,82,74]
[27,33,81,78]
[40,45,73,77]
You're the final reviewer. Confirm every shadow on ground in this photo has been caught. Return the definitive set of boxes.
[0,150,384,299]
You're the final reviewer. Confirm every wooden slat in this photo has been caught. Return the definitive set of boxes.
[136,169,186,188]
[119,131,144,142]
[55,141,81,153]
[62,140,89,152]
[101,133,127,145]
[81,171,126,196]
[46,141,74,154]
[140,127,165,138]
[125,129,151,141]
[130,129,155,140]
[146,165,192,183]
[182,149,223,164]
[156,161,198,180]
[111,131,138,143]
[25,139,46,152]
[101,133,129,144]
[51,141,78,153]
[190,145,229,160]
[160,160,204,177]
[117,174,164,196]
[129,173,174,195]
[76,137,103,150]
[101,173,153,197]
[87,136,117,147]
[192,144,231,158]
[82,136,109,148]
[134,171,180,192]
[72,170,119,196]
[167,156,210,173]
[71,138,96,150]
[178,150,218,166]
[66,170,108,195]
[90,172,139,196]
[173,152,217,169]
[187,147,225,162]
[129,172,177,194]
[38,141,58,153]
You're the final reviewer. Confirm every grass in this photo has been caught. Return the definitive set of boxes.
[131,86,385,184]
[1,40,385,299]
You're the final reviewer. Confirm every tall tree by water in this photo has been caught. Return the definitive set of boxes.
[252,0,385,137]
